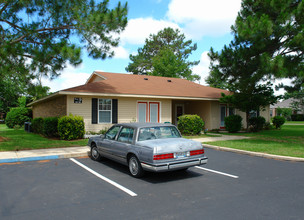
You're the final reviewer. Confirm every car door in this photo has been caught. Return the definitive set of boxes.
[99,125,121,158]
[113,127,135,164]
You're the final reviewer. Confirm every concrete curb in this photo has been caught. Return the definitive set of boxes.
[204,144,304,162]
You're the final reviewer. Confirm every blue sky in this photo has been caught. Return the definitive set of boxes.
[43,0,242,92]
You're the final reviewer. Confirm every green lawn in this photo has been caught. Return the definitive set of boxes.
[206,124,304,158]
[284,121,304,125]
[0,124,87,151]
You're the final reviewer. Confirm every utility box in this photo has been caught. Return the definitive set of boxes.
[24,122,32,132]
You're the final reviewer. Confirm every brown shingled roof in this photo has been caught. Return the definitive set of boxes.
[63,71,230,99]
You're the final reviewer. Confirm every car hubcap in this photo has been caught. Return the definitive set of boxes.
[129,158,138,175]
[92,147,98,159]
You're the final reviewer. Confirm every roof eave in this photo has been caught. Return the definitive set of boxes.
[59,91,220,101]
[27,91,61,106]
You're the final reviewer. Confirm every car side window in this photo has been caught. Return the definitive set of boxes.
[105,126,121,140]
[117,127,134,144]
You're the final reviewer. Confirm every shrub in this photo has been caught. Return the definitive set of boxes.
[272,116,286,129]
[276,107,292,120]
[5,107,31,129]
[43,117,59,137]
[31,117,44,134]
[58,114,85,140]
[224,115,242,133]
[178,114,204,135]
[249,116,266,132]
[263,122,274,130]
[291,114,304,121]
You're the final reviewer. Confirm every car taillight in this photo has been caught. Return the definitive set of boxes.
[190,149,204,156]
[153,153,174,160]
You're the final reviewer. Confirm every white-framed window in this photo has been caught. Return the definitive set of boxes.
[137,101,160,123]
[98,99,112,123]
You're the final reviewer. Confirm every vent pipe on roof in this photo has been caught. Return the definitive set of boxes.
[144,78,148,80]
[167,80,172,82]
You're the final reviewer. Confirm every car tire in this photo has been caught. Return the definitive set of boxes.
[90,143,101,161]
[128,155,144,178]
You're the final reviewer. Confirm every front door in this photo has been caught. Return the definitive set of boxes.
[175,104,184,125]
[220,105,227,128]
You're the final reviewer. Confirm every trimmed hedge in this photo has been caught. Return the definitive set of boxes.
[177,114,204,135]
[43,117,59,137]
[58,114,85,140]
[31,117,44,134]
[249,116,266,132]
[224,115,242,133]
[5,107,31,129]
[272,116,286,129]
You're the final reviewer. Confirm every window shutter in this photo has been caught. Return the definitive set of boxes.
[112,99,118,124]
[92,98,98,124]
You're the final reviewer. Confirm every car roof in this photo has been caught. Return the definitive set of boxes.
[115,122,175,129]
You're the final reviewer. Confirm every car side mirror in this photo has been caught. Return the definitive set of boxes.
[100,134,105,139]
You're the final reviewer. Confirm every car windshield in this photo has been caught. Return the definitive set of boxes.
[138,126,181,141]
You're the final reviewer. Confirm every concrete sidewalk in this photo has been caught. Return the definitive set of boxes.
[0,146,90,163]
[191,134,250,143]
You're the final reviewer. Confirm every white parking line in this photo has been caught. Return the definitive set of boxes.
[195,166,239,179]
[70,158,137,197]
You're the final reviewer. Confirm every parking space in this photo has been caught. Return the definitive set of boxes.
[1,149,304,219]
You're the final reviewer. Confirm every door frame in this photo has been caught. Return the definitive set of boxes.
[220,104,227,129]
[175,104,184,125]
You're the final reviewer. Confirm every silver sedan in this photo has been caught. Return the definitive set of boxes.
[88,123,208,177]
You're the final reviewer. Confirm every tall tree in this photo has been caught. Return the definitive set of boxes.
[0,0,127,113]
[126,27,200,81]
[0,0,128,79]
[208,37,278,129]
[233,0,304,90]
[207,0,304,128]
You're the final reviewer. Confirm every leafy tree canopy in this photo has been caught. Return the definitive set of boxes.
[0,0,127,113]
[233,0,304,90]
[126,27,200,81]
[206,0,304,128]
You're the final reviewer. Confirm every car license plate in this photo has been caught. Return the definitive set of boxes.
[175,152,187,158]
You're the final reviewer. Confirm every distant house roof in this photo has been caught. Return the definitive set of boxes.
[29,71,231,106]
[270,98,296,108]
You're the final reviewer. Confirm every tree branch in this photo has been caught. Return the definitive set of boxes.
[0,2,9,16]
[9,24,77,45]
[0,18,22,30]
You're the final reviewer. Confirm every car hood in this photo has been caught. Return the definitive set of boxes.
[136,138,202,154]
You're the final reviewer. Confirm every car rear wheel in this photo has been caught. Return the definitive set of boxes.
[91,143,101,161]
[128,155,144,178]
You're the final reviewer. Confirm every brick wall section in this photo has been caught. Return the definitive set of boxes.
[32,95,67,118]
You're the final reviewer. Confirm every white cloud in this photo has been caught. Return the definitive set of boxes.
[192,51,211,85]
[167,0,241,38]
[119,17,181,45]
[112,46,129,59]
[41,64,91,92]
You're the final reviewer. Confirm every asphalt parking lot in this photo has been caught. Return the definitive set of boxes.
[1,148,304,220]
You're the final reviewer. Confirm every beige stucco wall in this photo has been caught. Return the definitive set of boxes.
[236,106,271,129]
[32,95,67,118]
[67,95,172,132]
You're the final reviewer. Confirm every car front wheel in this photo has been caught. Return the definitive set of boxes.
[128,155,144,178]
[91,143,101,161]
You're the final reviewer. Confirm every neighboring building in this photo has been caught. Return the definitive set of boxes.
[28,71,270,132]
[270,98,303,117]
